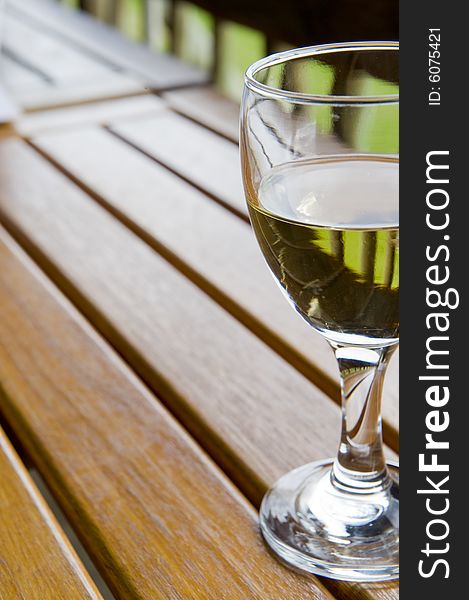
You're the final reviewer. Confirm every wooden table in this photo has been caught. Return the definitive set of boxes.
[0,1,399,598]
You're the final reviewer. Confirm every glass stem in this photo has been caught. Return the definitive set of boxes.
[330,343,397,495]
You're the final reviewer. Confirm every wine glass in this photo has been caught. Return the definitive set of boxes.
[240,42,399,582]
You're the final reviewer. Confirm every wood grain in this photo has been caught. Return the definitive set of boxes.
[31,124,398,449]
[0,228,332,600]
[41,121,399,449]
[106,108,399,446]
[109,110,400,437]
[11,0,208,89]
[32,125,337,392]
[0,137,339,500]
[0,138,398,599]
[110,110,246,216]
[0,426,101,600]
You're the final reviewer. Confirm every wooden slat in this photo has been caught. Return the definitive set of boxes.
[0,228,332,600]
[1,10,149,111]
[111,110,246,215]
[0,136,337,500]
[108,113,399,442]
[10,74,144,113]
[0,52,48,88]
[163,86,240,142]
[15,95,166,136]
[0,137,397,600]
[0,427,101,600]
[30,124,398,448]
[3,14,113,84]
[11,0,208,89]
[2,12,146,111]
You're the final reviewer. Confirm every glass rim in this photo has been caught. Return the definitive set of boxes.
[244,41,399,105]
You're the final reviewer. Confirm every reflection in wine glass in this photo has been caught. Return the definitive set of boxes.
[241,42,399,582]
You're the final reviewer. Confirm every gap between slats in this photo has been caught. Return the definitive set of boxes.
[0,400,115,599]
[106,125,247,222]
[0,415,111,599]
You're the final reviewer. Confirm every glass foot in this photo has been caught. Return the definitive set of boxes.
[260,459,399,582]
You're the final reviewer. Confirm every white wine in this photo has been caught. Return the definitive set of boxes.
[247,155,399,345]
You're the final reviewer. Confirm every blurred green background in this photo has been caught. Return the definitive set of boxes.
[59,0,398,104]
[60,0,271,101]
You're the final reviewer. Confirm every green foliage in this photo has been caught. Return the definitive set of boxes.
[217,21,266,102]
[351,77,399,154]
[175,2,214,71]
[118,0,145,42]
[304,61,335,134]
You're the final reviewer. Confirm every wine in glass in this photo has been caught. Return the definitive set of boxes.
[240,42,399,582]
